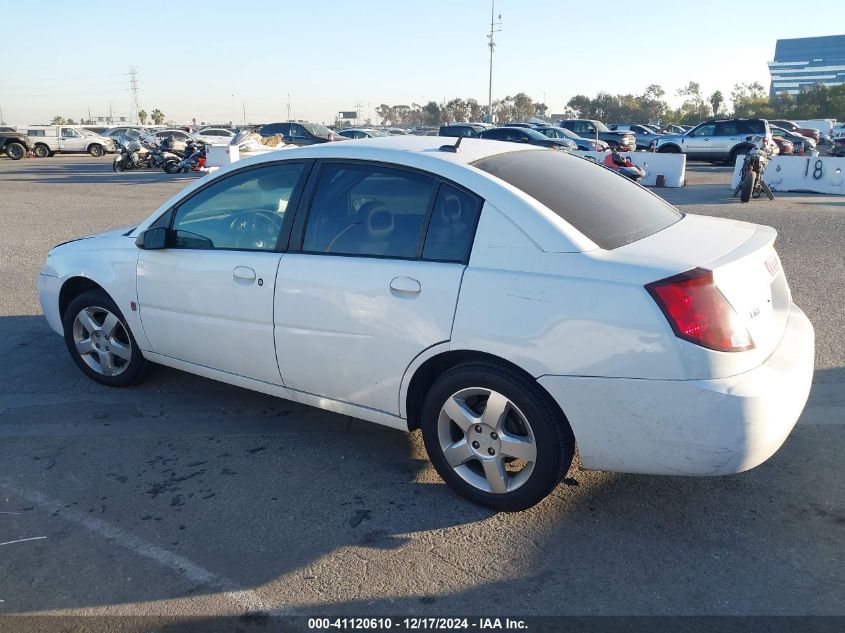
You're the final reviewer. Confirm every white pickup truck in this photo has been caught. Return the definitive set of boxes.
[20,125,116,158]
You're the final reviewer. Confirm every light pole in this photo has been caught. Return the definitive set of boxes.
[487,1,502,123]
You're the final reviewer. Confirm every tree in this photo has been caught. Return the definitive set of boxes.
[51,115,66,125]
[731,82,768,118]
[676,81,708,122]
[512,93,534,120]
[466,98,483,122]
[709,91,724,117]
[151,109,165,125]
[566,95,592,118]
[66,118,76,125]
[138,110,147,125]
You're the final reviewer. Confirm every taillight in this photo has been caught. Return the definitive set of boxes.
[646,268,754,352]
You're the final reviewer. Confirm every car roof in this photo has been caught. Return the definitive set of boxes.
[133,136,597,254]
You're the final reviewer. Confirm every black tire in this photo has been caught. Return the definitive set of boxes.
[62,290,146,387]
[163,160,180,174]
[5,142,26,160]
[420,361,575,512]
[88,144,104,157]
[740,171,755,203]
[657,145,680,153]
[33,144,50,158]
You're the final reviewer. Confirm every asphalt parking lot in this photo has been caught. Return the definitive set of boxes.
[0,156,843,620]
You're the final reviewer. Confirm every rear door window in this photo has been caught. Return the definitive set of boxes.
[423,184,481,263]
[472,150,681,249]
[302,163,436,258]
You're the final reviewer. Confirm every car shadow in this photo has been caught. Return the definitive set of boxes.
[0,158,199,185]
[0,315,842,618]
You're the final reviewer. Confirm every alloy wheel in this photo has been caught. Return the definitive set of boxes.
[71,306,132,376]
[437,387,537,494]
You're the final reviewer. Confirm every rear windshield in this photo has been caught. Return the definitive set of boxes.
[472,150,682,249]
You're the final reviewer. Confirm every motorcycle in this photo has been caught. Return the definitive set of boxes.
[733,135,775,203]
[113,130,151,172]
[603,150,646,182]
[164,138,207,174]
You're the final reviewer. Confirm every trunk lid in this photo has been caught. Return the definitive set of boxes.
[617,214,791,374]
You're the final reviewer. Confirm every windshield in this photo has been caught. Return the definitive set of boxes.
[592,121,610,133]
[472,150,682,249]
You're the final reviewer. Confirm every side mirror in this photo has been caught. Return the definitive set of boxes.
[135,227,167,250]
[745,135,753,142]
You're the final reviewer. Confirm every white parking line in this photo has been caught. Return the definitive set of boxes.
[0,483,281,615]
[0,536,46,546]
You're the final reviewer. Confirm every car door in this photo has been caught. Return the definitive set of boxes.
[683,123,716,158]
[713,121,741,157]
[59,127,86,152]
[274,161,481,415]
[136,161,311,384]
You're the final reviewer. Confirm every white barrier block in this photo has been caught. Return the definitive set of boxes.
[570,151,686,187]
[730,155,845,194]
[205,144,239,169]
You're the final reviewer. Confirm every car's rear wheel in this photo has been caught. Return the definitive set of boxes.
[33,144,50,158]
[5,142,26,160]
[657,145,680,153]
[730,146,750,165]
[420,362,574,512]
[62,290,146,387]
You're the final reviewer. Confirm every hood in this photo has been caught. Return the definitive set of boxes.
[52,225,136,250]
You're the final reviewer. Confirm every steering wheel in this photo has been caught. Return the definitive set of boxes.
[228,210,283,249]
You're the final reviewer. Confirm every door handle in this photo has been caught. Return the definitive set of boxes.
[390,276,421,297]
[233,266,256,284]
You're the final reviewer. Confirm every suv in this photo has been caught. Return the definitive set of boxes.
[651,119,771,163]
[557,119,636,150]
[478,126,576,150]
[0,126,30,160]
[259,122,348,146]
[439,124,488,138]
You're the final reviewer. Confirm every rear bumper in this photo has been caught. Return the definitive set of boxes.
[539,303,814,476]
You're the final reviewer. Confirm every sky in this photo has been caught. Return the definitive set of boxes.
[1,0,844,126]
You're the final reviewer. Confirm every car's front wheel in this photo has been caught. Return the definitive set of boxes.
[420,362,575,512]
[62,290,146,387]
[88,144,104,157]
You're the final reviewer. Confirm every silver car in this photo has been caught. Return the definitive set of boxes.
[608,124,664,150]
[651,118,772,163]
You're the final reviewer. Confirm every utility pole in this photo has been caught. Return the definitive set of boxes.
[231,94,235,126]
[109,101,113,125]
[0,104,4,124]
[242,101,246,126]
[487,1,502,123]
[286,94,292,121]
[128,65,141,125]
[88,106,92,125]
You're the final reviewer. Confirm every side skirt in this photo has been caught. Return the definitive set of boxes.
[142,351,410,432]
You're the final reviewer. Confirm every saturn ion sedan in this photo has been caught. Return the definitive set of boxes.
[38,136,814,511]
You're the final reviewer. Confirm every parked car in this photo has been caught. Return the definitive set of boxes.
[259,122,348,145]
[771,136,794,155]
[608,124,665,150]
[663,124,688,135]
[439,124,488,138]
[651,118,773,163]
[479,126,576,150]
[21,125,115,157]
[100,126,152,147]
[533,126,609,151]
[0,126,30,160]
[386,127,409,135]
[770,120,820,143]
[153,129,197,152]
[770,126,815,154]
[338,128,389,139]
[195,128,235,144]
[503,122,540,129]
[37,136,814,511]
[828,135,845,157]
[557,119,636,150]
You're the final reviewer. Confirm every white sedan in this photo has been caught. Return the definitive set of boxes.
[38,137,814,511]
